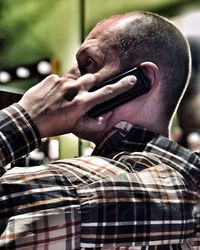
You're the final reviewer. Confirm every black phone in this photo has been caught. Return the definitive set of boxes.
[88,67,151,117]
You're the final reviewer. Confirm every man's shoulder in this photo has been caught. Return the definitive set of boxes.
[145,134,200,187]
[52,156,130,187]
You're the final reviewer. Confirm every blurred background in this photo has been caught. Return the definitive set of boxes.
[0,0,200,165]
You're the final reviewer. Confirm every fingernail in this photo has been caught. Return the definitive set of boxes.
[97,116,104,125]
[128,75,137,84]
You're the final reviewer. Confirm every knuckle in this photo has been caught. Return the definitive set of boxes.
[47,74,59,82]
[104,85,114,95]
[85,73,97,84]
[73,99,86,113]
[73,96,83,107]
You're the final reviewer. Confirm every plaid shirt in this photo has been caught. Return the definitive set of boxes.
[0,104,200,249]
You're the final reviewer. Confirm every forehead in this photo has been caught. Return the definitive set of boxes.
[84,14,138,47]
[76,15,138,59]
[77,21,116,55]
[85,22,113,42]
[87,14,136,37]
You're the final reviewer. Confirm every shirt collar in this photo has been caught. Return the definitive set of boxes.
[145,135,200,187]
[93,121,200,186]
[92,121,157,158]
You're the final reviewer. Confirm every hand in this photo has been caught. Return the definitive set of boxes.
[18,72,136,138]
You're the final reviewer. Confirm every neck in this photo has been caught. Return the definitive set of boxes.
[131,108,170,138]
[137,120,169,137]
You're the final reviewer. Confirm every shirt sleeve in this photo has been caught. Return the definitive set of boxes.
[0,103,41,167]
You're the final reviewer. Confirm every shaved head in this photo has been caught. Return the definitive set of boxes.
[90,12,191,120]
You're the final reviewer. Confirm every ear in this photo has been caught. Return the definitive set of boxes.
[139,62,160,91]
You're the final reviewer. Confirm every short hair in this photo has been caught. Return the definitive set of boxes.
[109,11,191,120]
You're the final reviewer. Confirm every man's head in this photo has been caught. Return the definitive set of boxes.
[75,11,191,141]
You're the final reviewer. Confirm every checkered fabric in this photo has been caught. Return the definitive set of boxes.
[0,105,200,249]
[0,104,41,168]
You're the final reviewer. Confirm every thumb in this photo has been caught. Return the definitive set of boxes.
[73,111,113,143]
[95,112,113,127]
[84,111,113,133]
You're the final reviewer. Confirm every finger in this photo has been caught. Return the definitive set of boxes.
[75,73,97,91]
[60,73,96,93]
[63,64,81,80]
[74,112,113,137]
[58,75,92,102]
[96,112,113,125]
[86,75,137,108]
[39,74,61,86]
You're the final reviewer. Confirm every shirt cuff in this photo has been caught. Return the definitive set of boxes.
[0,103,41,167]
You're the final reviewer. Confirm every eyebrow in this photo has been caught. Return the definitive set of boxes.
[76,47,85,60]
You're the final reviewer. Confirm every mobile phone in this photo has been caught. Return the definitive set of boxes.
[88,67,151,117]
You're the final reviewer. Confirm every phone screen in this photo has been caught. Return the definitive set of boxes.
[88,67,151,117]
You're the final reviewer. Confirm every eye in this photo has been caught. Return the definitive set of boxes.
[85,57,95,66]
[80,57,96,75]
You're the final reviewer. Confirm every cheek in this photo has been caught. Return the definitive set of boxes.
[110,102,139,125]
[115,103,131,117]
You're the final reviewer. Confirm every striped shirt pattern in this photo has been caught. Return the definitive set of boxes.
[0,104,40,168]
[0,106,200,249]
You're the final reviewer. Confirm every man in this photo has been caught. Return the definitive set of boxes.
[0,11,199,249]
